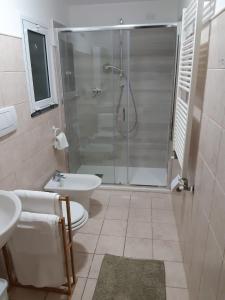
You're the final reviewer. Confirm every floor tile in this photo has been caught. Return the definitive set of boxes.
[152,209,176,224]
[149,192,171,199]
[77,219,103,235]
[108,193,130,207]
[109,190,131,198]
[153,240,182,262]
[74,253,94,277]
[89,204,107,220]
[101,220,127,236]
[127,221,152,239]
[129,208,151,222]
[9,287,47,300]
[153,222,179,241]
[74,233,99,254]
[124,237,153,259]
[165,261,187,288]
[90,190,110,206]
[95,235,125,256]
[105,206,129,220]
[89,254,104,279]
[152,197,173,210]
[46,278,86,300]
[132,191,151,199]
[82,278,97,300]
[130,195,151,208]
[73,277,87,300]
[166,287,189,300]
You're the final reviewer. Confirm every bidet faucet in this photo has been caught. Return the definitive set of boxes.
[53,170,65,182]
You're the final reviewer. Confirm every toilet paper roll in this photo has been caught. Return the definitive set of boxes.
[54,132,69,150]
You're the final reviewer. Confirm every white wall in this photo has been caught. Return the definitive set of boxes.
[67,0,180,27]
[0,0,69,37]
[216,0,225,14]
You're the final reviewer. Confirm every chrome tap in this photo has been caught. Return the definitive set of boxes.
[53,170,65,182]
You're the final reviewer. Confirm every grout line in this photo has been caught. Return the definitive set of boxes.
[122,193,131,256]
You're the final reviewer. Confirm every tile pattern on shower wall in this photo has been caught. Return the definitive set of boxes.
[0,34,66,191]
[172,11,225,300]
[65,30,177,170]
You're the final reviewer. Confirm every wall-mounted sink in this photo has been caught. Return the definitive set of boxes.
[0,191,22,249]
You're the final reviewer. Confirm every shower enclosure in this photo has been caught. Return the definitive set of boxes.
[58,24,177,186]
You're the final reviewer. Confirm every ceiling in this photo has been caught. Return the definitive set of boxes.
[65,0,156,5]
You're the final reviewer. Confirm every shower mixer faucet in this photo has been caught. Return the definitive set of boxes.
[92,88,102,97]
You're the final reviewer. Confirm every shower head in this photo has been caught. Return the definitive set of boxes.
[103,63,124,75]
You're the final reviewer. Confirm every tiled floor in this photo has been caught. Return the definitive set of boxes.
[9,189,189,300]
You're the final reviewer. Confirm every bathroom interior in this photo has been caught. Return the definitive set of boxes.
[0,0,225,299]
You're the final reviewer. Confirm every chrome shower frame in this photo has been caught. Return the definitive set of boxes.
[56,23,177,33]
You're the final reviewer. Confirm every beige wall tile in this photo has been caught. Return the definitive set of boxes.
[199,115,222,174]
[210,181,225,253]
[0,173,17,190]
[0,34,66,192]
[217,258,225,300]
[188,211,209,300]
[216,129,225,191]
[196,160,215,218]
[203,69,225,126]
[1,72,29,106]
[172,10,225,300]
[208,12,225,69]
[0,35,25,72]
[198,227,223,300]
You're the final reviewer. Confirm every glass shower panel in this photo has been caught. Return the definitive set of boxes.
[59,31,115,183]
[128,27,177,186]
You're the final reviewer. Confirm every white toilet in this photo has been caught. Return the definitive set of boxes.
[61,201,88,231]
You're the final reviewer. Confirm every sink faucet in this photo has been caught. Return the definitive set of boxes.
[53,170,65,182]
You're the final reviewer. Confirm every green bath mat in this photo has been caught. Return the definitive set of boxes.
[93,254,166,300]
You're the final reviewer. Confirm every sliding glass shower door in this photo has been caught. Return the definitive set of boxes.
[58,26,177,186]
[59,31,116,183]
[128,27,177,186]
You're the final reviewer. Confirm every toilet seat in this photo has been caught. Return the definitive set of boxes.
[62,201,88,231]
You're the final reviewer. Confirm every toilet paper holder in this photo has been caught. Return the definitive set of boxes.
[52,126,69,150]
[52,126,61,137]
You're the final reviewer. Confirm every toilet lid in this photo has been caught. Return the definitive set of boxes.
[62,201,85,225]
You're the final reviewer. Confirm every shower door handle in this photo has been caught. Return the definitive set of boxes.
[123,108,125,121]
